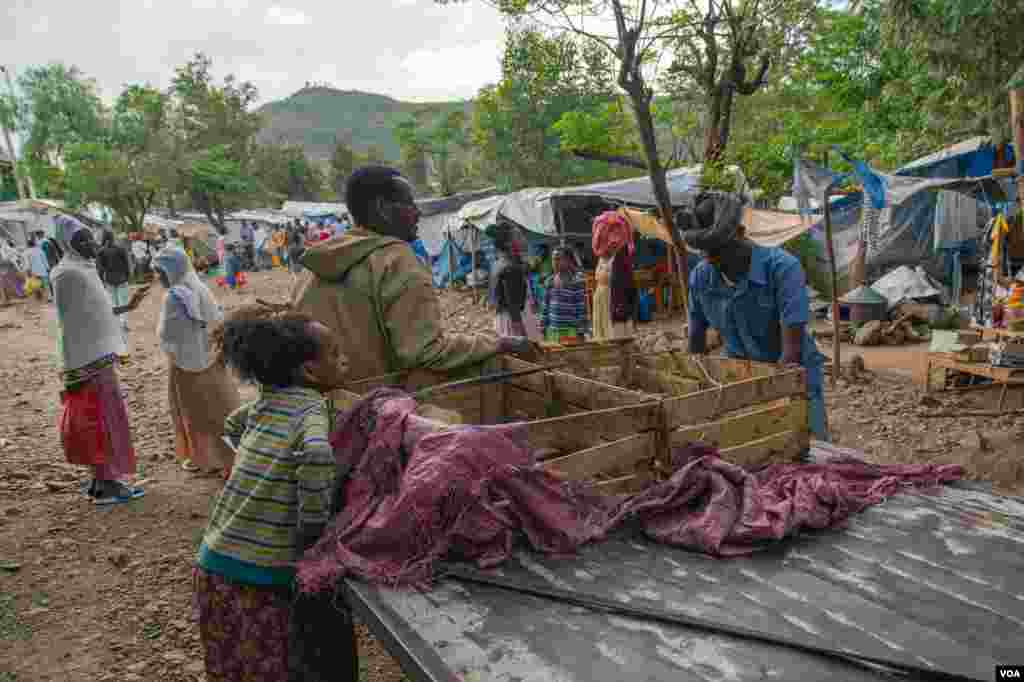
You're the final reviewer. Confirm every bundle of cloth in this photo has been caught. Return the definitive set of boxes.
[297,390,963,593]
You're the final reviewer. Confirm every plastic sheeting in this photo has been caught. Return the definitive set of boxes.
[870,265,946,309]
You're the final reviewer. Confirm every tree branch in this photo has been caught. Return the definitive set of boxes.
[570,149,647,168]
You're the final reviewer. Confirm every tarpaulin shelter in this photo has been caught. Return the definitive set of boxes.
[415,187,500,258]
[791,140,1015,293]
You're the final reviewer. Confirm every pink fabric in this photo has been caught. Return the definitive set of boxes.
[592,211,635,258]
[93,364,136,481]
[296,392,963,592]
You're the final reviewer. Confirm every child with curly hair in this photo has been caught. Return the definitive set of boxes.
[193,305,349,682]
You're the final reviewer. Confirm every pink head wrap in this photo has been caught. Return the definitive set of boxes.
[591,210,635,258]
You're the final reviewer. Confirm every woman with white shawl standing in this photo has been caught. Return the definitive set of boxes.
[153,247,240,477]
[51,215,150,505]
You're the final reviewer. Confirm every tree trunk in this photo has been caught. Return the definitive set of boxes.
[624,88,689,312]
[703,86,733,162]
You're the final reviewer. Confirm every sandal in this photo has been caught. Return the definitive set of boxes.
[94,483,145,506]
[79,479,96,498]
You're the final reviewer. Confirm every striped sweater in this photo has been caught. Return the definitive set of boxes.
[542,273,590,337]
[197,385,336,586]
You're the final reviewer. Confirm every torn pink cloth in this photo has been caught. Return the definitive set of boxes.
[296,391,963,592]
[592,210,635,258]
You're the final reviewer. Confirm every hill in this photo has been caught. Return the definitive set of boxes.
[256,86,470,163]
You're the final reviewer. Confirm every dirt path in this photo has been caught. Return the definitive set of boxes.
[0,273,406,682]
[0,270,1020,681]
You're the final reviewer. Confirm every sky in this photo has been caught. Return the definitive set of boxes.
[2,0,508,104]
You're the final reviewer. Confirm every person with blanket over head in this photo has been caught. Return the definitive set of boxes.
[679,192,830,442]
[194,305,350,682]
[292,165,534,383]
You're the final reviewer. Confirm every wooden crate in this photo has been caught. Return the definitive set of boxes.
[334,356,662,495]
[532,344,811,470]
[334,350,810,494]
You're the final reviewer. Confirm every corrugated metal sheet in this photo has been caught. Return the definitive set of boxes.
[348,482,1024,681]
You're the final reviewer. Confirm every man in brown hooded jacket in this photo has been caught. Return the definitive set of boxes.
[292,166,530,382]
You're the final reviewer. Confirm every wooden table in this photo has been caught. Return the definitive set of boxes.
[925,351,1024,412]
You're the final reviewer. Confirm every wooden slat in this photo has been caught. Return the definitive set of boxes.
[542,433,655,479]
[630,366,702,397]
[502,356,653,409]
[594,473,648,495]
[717,430,804,469]
[519,401,661,452]
[670,399,807,450]
[662,369,806,429]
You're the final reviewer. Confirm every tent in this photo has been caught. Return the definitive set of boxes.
[415,187,500,257]
[791,140,1016,290]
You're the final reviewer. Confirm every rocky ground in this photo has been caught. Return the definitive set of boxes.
[0,269,1021,682]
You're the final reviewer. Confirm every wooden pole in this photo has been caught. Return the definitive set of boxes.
[823,183,841,389]
[1011,86,1024,214]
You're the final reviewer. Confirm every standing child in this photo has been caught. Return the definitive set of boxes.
[542,246,590,342]
[194,308,350,682]
[223,244,242,290]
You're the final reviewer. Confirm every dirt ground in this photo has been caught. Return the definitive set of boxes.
[1,269,1021,682]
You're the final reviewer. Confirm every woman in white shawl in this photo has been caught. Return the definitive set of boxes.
[153,247,240,477]
[51,215,149,505]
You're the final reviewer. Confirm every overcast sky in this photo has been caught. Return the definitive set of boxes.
[3,0,507,104]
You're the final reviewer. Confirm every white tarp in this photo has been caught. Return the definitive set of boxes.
[282,201,348,218]
[871,265,946,308]
[456,168,713,237]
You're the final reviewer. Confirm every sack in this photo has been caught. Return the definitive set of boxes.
[24,276,42,296]
[59,384,106,466]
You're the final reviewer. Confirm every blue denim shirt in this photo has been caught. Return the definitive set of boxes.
[688,245,824,394]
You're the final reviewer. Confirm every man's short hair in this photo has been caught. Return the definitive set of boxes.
[345,166,403,227]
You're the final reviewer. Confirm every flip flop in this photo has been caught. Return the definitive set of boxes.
[94,485,145,506]
[79,480,96,498]
[181,460,201,473]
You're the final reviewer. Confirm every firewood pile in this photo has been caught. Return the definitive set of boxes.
[816,314,931,346]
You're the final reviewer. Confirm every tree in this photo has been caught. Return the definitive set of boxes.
[252,142,324,203]
[16,63,104,195]
[184,145,256,230]
[169,53,262,231]
[394,108,469,195]
[63,85,175,233]
[329,138,356,197]
[887,0,1024,144]
[468,26,620,191]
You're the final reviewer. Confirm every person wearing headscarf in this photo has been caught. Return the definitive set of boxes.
[681,192,829,442]
[542,245,589,342]
[51,214,150,505]
[153,247,241,476]
[96,230,134,358]
[591,211,638,341]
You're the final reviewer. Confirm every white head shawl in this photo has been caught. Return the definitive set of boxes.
[154,247,222,370]
[50,215,126,370]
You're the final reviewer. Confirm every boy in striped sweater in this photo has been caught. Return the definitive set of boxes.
[542,246,590,342]
[194,308,349,682]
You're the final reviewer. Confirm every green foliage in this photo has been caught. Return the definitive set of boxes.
[888,0,1024,142]
[470,26,627,192]
[329,139,357,198]
[184,145,256,231]
[251,142,324,203]
[15,63,103,196]
[169,53,262,228]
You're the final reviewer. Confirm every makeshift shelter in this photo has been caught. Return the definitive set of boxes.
[416,187,500,257]
[791,140,1015,294]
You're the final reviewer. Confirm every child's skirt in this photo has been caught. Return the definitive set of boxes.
[193,568,290,682]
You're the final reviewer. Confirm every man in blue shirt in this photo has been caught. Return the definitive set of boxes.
[681,194,829,441]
